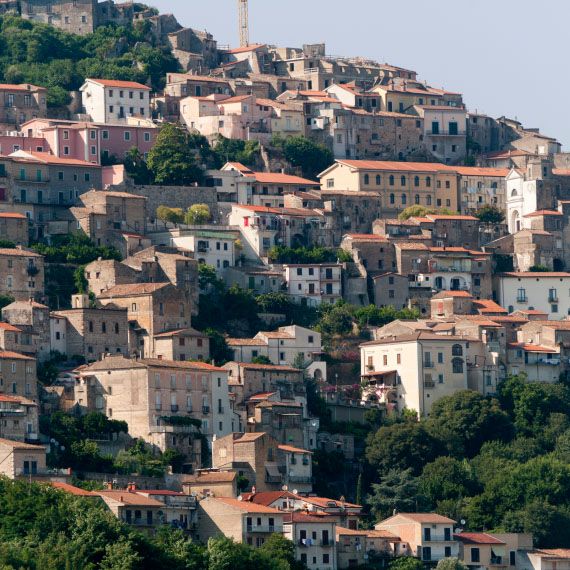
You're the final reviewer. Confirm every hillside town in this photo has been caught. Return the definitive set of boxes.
[0,1,568,569]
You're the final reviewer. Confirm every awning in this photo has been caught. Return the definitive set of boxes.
[491,546,506,557]
[265,464,281,477]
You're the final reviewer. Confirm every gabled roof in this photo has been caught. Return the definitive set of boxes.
[85,78,151,90]
[225,362,302,373]
[523,209,563,217]
[455,532,505,545]
[432,290,473,299]
[98,282,170,297]
[278,444,312,454]
[222,44,267,55]
[379,512,456,524]
[98,490,165,506]
[212,497,282,514]
[183,471,237,484]
[50,482,96,497]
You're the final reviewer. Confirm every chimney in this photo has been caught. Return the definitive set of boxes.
[105,481,113,490]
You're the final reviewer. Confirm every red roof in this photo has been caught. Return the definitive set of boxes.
[455,533,505,545]
[11,151,99,167]
[222,44,266,55]
[253,172,318,186]
[278,444,312,454]
[213,497,282,514]
[87,79,151,90]
[0,350,35,360]
[508,343,558,354]
[50,482,95,497]
[434,290,473,298]
[501,272,570,278]
[523,210,563,217]
[473,299,508,314]
[0,212,26,219]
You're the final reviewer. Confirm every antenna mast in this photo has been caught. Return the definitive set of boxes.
[238,0,249,47]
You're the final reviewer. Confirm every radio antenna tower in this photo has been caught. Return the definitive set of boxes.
[238,0,249,47]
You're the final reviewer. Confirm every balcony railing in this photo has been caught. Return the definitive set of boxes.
[202,406,210,415]
[423,361,434,368]
[247,525,279,533]
[516,296,528,303]
[170,405,179,412]
[427,130,466,136]
[288,475,312,483]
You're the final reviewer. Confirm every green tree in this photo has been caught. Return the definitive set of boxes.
[207,536,254,570]
[436,558,468,570]
[398,206,457,220]
[475,205,505,224]
[316,302,354,336]
[366,422,440,476]
[367,468,422,519]
[252,355,273,365]
[100,537,142,570]
[147,123,203,185]
[156,205,185,227]
[281,136,333,180]
[124,147,153,184]
[389,556,426,570]
[185,203,211,225]
[426,390,514,457]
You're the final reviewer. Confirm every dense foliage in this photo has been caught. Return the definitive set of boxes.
[267,245,352,264]
[32,233,121,265]
[363,378,570,547]
[474,204,505,224]
[272,135,333,180]
[0,15,179,106]
[398,206,457,220]
[0,479,302,569]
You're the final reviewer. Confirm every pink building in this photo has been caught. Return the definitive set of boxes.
[21,119,158,165]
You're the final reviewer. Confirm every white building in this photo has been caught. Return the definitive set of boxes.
[360,332,473,416]
[227,325,327,381]
[80,79,151,124]
[495,272,570,318]
[284,264,342,306]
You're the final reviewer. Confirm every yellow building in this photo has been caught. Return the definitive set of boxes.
[319,159,460,215]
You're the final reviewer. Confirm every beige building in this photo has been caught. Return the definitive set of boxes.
[182,470,238,498]
[360,333,472,416]
[55,293,129,361]
[0,394,39,442]
[0,213,29,246]
[0,437,46,479]
[0,84,47,128]
[76,355,234,457]
[2,300,51,360]
[0,350,38,402]
[375,513,458,564]
[153,328,210,362]
[284,264,343,307]
[198,496,284,548]
[80,79,151,124]
[319,160,460,214]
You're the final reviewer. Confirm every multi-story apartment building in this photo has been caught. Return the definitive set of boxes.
[0,247,44,302]
[54,294,129,362]
[80,79,151,124]
[495,272,570,318]
[220,162,319,208]
[23,118,158,164]
[284,264,343,306]
[456,166,509,214]
[198,496,284,548]
[229,204,334,261]
[375,513,459,565]
[76,355,233,453]
[2,300,51,360]
[0,350,38,402]
[0,394,39,442]
[360,333,472,416]
[319,160,460,214]
[0,84,47,128]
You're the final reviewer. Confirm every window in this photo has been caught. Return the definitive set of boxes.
[144,132,151,142]
[364,174,370,185]
[414,176,420,187]
[445,546,452,557]
[471,548,480,563]
[85,173,90,182]
[415,194,420,204]
[124,131,131,141]
[389,175,395,186]
[401,175,406,186]
[452,344,463,356]
[517,288,527,302]
[402,194,407,205]
[438,352,444,363]
[383,355,388,366]
[389,193,395,205]
[452,358,464,374]
[376,174,381,185]
[397,353,401,364]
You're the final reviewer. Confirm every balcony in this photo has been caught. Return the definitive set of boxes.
[424,380,435,388]
[288,475,313,484]
[202,406,210,415]
[247,525,279,533]
[426,130,466,136]
[516,297,528,304]
[265,474,283,484]
[549,296,559,303]
[423,535,454,543]
[423,361,434,368]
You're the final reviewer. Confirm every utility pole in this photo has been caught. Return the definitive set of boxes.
[238,0,249,47]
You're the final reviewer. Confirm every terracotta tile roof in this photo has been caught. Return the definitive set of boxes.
[523,320,570,330]
[153,327,207,338]
[0,248,42,257]
[361,332,476,346]
[98,282,170,297]
[452,167,509,177]
[395,243,429,250]
[98,490,165,506]
[253,172,318,186]
[278,444,312,454]
[455,532,505,545]
[0,394,36,405]
[50,482,95,496]
[302,496,362,509]
[234,204,282,215]
[258,331,294,339]
[0,212,26,219]
[488,316,529,323]
[523,209,563,217]
[240,490,295,504]
[336,159,453,173]
[140,359,225,372]
[218,95,253,105]
[485,149,531,159]
[531,550,570,559]
[508,343,558,353]
[233,432,266,442]
[432,290,473,298]
[0,322,22,332]
[0,83,45,92]
[222,44,266,55]
[382,512,455,524]
[515,310,548,315]
[553,169,570,177]
[426,215,478,221]
[336,527,368,536]
[0,438,44,449]
[248,392,277,401]
[10,150,99,167]
[226,338,267,346]
[0,350,35,361]
[500,272,570,278]
[345,234,388,241]
[227,362,302,373]
[367,529,401,539]
[287,512,336,524]
[213,497,282,514]
[87,79,151,90]
[472,299,508,314]
[183,471,236,484]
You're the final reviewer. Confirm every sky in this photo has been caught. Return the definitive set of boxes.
[149,0,569,147]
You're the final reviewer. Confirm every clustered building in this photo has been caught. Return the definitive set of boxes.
[0,2,567,568]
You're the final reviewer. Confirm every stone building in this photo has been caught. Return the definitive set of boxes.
[152,328,210,362]
[0,213,29,246]
[54,294,129,362]
[0,247,44,302]
[0,84,47,129]
[2,300,51,360]
[76,355,234,456]
[0,394,39,442]
[0,350,38,402]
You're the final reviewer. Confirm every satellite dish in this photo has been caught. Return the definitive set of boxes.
[238,495,243,501]
[292,489,298,495]
[460,519,466,525]
[455,528,462,534]
[282,485,288,491]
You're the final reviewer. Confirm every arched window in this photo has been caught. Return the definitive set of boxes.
[511,189,518,197]
[426,195,432,206]
[376,175,381,185]
[401,175,406,186]
[452,344,463,356]
[389,193,395,204]
[389,175,395,186]
[414,176,420,187]
[452,358,464,374]
[415,194,420,205]
[402,194,407,205]
[426,176,432,187]
[364,174,370,185]
[491,182,498,189]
